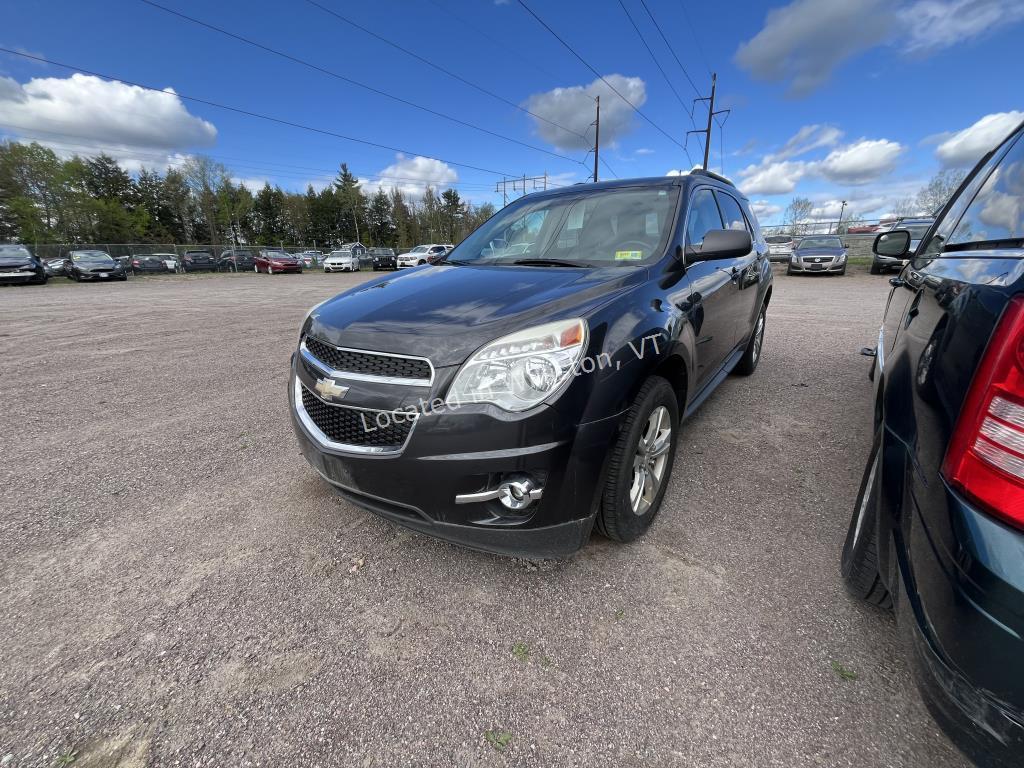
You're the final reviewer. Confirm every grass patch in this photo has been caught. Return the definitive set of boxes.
[511,642,530,662]
[831,661,857,681]
[484,730,512,752]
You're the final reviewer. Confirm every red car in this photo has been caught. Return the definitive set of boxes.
[254,249,302,274]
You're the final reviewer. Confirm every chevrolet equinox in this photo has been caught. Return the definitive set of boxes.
[290,172,772,557]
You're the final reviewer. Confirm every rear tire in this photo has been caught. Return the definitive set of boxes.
[733,305,766,376]
[596,377,679,543]
[841,429,893,609]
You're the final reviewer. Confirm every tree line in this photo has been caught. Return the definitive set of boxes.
[0,141,497,249]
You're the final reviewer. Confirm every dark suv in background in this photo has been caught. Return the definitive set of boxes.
[843,119,1024,766]
[290,172,771,557]
[219,249,256,272]
[0,244,46,285]
[181,250,218,272]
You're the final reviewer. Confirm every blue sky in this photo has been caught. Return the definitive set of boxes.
[1,0,1022,223]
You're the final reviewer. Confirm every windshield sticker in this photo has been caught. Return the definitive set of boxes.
[615,250,643,261]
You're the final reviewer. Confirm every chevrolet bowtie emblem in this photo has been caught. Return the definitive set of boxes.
[315,377,348,400]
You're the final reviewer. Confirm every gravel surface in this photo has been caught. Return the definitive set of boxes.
[0,267,969,767]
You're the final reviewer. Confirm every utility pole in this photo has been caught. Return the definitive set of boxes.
[702,74,716,170]
[593,95,601,183]
[688,73,731,173]
[835,200,848,234]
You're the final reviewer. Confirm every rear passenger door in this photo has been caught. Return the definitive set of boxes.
[714,190,763,345]
[682,187,741,389]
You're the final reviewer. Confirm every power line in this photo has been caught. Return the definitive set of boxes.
[615,0,692,123]
[302,0,587,142]
[515,0,689,154]
[636,0,702,97]
[678,1,713,78]
[0,46,518,177]
[138,0,586,169]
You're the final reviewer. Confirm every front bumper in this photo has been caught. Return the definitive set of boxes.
[874,255,909,269]
[288,355,617,557]
[0,268,44,283]
[788,258,846,273]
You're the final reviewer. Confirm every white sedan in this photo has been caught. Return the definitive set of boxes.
[323,251,360,272]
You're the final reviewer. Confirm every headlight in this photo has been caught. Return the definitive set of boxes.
[790,254,799,263]
[835,252,847,263]
[447,318,587,412]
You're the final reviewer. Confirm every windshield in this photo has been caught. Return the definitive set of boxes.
[450,186,679,266]
[409,246,429,254]
[0,245,32,258]
[72,251,113,263]
[798,237,842,249]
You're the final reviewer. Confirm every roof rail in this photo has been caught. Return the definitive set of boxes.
[688,168,735,187]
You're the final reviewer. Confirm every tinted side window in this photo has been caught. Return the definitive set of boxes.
[686,189,724,246]
[714,191,748,232]
[948,134,1024,246]
[921,130,1023,256]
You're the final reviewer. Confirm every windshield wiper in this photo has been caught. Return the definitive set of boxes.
[512,258,593,268]
[437,258,471,265]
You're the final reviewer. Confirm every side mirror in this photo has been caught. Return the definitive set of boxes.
[874,229,910,258]
[688,229,752,263]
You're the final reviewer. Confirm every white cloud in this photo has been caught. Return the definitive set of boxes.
[936,111,1024,167]
[737,159,810,195]
[734,0,893,97]
[634,147,654,156]
[819,139,903,184]
[735,0,1023,97]
[771,124,842,161]
[523,75,646,151]
[750,200,783,219]
[0,73,216,151]
[900,0,1024,53]
[359,154,458,198]
[232,176,272,191]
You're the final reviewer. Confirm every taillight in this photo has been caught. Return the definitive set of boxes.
[943,295,1024,530]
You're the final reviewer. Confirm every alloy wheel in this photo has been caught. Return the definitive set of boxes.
[752,313,765,364]
[629,406,672,515]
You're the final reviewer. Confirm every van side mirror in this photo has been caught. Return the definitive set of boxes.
[874,230,910,258]
[687,229,752,263]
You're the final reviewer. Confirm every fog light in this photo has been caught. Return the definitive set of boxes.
[454,473,544,508]
[498,475,543,510]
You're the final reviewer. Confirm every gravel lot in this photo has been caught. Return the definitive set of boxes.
[0,266,969,767]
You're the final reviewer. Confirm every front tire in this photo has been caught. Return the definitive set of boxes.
[596,377,679,543]
[786,266,795,276]
[268,265,274,275]
[733,305,766,376]
[841,429,892,609]
[870,262,882,275]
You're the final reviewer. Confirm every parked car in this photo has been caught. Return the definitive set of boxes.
[843,119,1024,767]
[66,250,127,282]
[765,234,795,262]
[397,244,451,268]
[368,247,397,271]
[290,172,771,557]
[871,217,934,274]
[323,250,360,273]
[129,254,172,275]
[0,244,46,285]
[181,250,218,272]
[155,253,180,273]
[296,250,322,268]
[847,223,884,234]
[43,257,68,277]
[219,248,256,272]
[255,249,302,274]
[786,235,847,275]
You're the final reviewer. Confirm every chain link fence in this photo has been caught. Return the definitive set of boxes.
[28,243,326,261]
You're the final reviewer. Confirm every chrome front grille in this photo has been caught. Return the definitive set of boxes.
[294,379,414,453]
[301,336,433,385]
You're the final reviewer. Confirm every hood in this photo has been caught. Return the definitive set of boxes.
[306,263,643,367]
[0,256,34,267]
